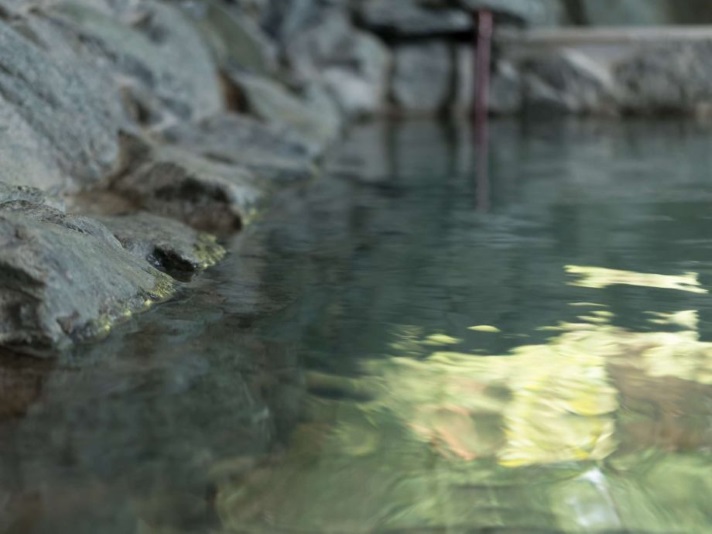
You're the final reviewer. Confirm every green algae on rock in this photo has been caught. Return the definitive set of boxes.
[0,187,176,356]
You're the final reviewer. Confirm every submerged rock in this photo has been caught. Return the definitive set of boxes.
[98,212,225,281]
[0,185,174,356]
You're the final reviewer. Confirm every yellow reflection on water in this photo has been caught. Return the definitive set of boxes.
[216,266,712,533]
[566,265,708,293]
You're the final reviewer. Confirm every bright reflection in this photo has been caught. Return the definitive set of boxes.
[566,265,708,293]
[217,267,712,533]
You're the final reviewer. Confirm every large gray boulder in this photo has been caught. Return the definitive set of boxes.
[0,15,124,188]
[228,73,341,154]
[522,49,616,115]
[45,1,223,122]
[98,212,225,281]
[392,41,452,115]
[359,0,471,37]
[178,0,278,76]
[288,10,391,118]
[577,0,671,26]
[0,185,174,356]
[457,0,563,26]
[158,114,318,183]
[110,142,266,234]
[614,41,712,116]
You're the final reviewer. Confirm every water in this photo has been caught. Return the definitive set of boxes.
[2,119,712,533]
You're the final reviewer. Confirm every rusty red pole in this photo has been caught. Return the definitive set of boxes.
[474,9,493,212]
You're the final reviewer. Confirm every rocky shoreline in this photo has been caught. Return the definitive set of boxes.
[3,0,712,356]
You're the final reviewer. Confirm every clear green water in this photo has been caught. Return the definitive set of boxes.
[2,119,712,533]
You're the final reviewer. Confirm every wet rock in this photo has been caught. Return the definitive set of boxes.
[158,114,318,183]
[110,142,266,234]
[98,212,225,281]
[522,49,616,115]
[0,15,124,187]
[0,185,174,355]
[288,10,391,118]
[392,41,452,115]
[614,41,712,116]
[228,73,340,154]
[178,0,278,76]
[45,1,223,122]
[359,0,471,38]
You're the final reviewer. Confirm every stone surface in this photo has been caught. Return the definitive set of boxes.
[45,1,223,122]
[452,44,474,115]
[261,0,322,44]
[522,49,616,115]
[457,0,563,25]
[98,212,225,281]
[359,0,471,37]
[288,10,391,118]
[110,142,266,234]
[179,0,278,76]
[577,0,671,26]
[490,61,524,114]
[0,185,174,355]
[392,41,452,115]
[0,15,124,187]
[229,73,340,154]
[614,41,712,116]
[158,114,318,183]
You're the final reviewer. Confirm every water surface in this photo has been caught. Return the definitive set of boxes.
[2,119,712,533]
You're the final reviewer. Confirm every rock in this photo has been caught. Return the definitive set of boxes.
[228,73,340,154]
[452,45,474,115]
[261,0,322,44]
[522,49,616,115]
[0,182,64,211]
[490,61,524,114]
[0,95,71,193]
[0,16,124,187]
[0,184,174,355]
[577,0,670,26]
[110,142,266,234]
[98,212,225,281]
[288,10,391,118]
[158,114,318,183]
[457,0,562,26]
[45,1,223,122]
[178,0,278,76]
[359,0,471,38]
[614,41,712,116]
[392,41,452,115]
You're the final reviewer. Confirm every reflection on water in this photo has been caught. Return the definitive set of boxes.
[4,119,712,532]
